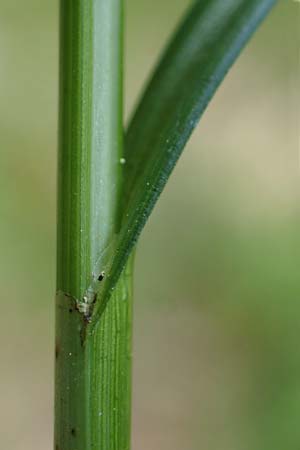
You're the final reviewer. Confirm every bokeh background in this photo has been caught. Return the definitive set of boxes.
[0,1,298,449]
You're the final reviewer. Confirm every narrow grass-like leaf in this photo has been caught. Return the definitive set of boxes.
[92,0,277,319]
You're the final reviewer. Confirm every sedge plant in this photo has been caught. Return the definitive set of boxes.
[55,1,278,449]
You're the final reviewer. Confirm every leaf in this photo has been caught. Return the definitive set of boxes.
[93,0,278,321]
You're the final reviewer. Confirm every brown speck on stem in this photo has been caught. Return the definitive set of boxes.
[55,342,60,359]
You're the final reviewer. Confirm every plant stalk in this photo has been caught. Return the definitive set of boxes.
[55,1,131,449]
[55,261,133,450]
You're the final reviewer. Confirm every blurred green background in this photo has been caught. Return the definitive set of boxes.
[0,1,298,449]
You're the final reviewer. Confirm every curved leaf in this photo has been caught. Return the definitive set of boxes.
[93,0,278,321]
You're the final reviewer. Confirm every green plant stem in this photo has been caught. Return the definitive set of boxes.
[55,1,130,449]
[55,260,133,450]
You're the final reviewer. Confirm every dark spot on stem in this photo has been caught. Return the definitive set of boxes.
[69,308,73,313]
[98,271,105,281]
[80,322,87,346]
[71,428,76,437]
[55,342,60,359]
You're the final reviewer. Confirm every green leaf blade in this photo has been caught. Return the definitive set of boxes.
[93,0,278,321]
